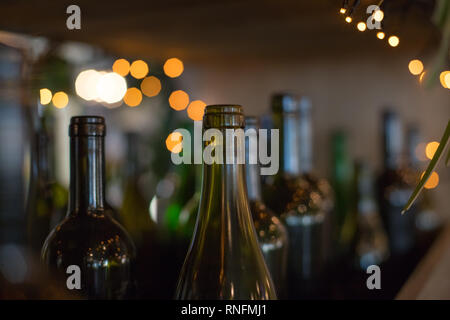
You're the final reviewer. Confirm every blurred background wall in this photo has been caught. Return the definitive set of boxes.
[180,52,449,216]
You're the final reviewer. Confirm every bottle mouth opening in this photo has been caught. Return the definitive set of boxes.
[203,105,245,129]
[205,105,243,115]
[69,116,106,137]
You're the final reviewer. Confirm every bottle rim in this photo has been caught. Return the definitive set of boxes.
[69,115,106,137]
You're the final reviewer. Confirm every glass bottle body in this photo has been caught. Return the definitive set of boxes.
[41,117,135,299]
[263,95,331,298]
[245,116,288,298]
[377,111,416,256]
[27,128,68,254]
[175,105,276,300]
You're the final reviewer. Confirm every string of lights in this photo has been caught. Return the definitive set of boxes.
[338,0,449,90]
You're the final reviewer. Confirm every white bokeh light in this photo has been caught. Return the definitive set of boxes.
[97,72,127,104]
[75,69,102,101]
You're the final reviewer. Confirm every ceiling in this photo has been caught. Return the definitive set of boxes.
[0,0,439,64]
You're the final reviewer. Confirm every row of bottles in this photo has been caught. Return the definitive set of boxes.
[24,95,441,299]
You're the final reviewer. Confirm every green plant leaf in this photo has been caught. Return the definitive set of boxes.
[402,120,450,214]
[446,147,450,166]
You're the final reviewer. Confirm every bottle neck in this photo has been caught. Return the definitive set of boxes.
[198,127,252,228]
[69,136,106,213]
[274,112,312,175]
[125,136,139,179]
[34,131,51,181]
[407,129,420,169]
[298,106,313,174]
[355,163,377,214]
[383,114,403,170]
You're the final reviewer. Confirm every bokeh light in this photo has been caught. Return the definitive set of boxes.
[163,58,184,78]
[187,100,207,121]
[425,141,439,160]
[166,132,183,153]
[130,60,149,79]
[388,36,399,47]
[374,10,384,22]
[97,72,127,104]
[439,71,450,89]
[169,90,189,111]
[340,8,346,14]
[123,87,143,107]
[408,59,424,75]
[75,69,102,101]
[345,16,352,23]
[52,91,69,109]
[444,73,450,89]
[421,171,439,189]
[141,76,162,97]
[112,58,130,77]
[357,22,366,32]
[39,88,52,105]
[376,32,385,39]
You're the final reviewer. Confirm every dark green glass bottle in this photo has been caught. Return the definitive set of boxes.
[26,113,68,255]
[176,164,202,240]
[377,110,416,257]
[41,116,136,299]
[331,131,356,259]
[245,116,288,298]
[176,105,277,300]
[263,94,331,298]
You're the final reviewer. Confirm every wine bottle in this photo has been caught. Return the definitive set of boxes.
[263,94,331,298]
[120,132,156,246]
[353,161,389,270]
[164,124,197,234]
[41,116,136,299]
[26,112,68,255]
[377,110,416,256]
[177,164,202,240]
[330,131,356,259]
[176,105,277,300]
[245,116,288,298]
[120,132,159,298]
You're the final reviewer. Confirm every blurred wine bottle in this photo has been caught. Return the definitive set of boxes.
[263,94,331,299]
[377,110,416,257]
[26,106,68,255]
[41,116,136,299]
[0,43,28,246]
[121,132,156,244]
[120,132,160,298]
[177,164,202,240]
[245,116,288,298]
[330,131,356,260]
[164,162,196,235]
[353,161,389,270]
[176,105,276,300]
[405,126,441,249]
[341,160,390,299]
